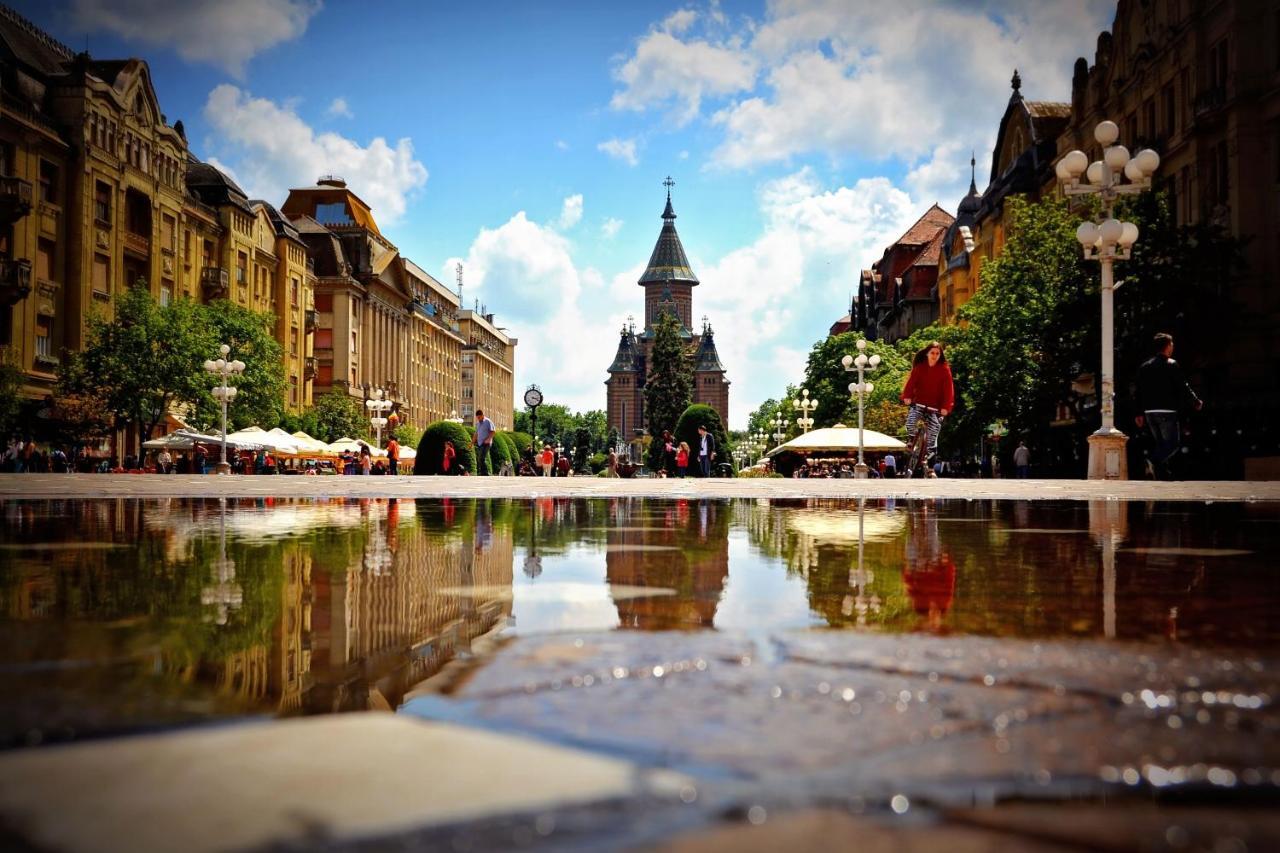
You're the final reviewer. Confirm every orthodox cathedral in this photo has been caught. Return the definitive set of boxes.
[606,181,729,438]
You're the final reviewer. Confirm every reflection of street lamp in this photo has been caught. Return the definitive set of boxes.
[841,498,880,626]
[1057,120,1159,480]
[366,388,393,448]
[841,338,881,478]
[204,343,245,475]
[202,498,243,625]
[792,388,818,433]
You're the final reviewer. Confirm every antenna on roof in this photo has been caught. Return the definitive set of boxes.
[455,262,463,303]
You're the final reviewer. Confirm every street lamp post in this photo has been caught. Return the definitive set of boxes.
[1056,120,1159,479]
[841,338,881,478]
[366,388,393,448]
[792,388,818,433]
[770,413,789,448]
[203,343,245,475]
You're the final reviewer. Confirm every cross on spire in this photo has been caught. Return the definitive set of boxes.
[664,176,674,198]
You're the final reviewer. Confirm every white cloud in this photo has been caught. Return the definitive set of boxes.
[556,194,583,230]
[610,30,757,125]
[70,0,320,78]
[326,97,353,119]
[661,9,698,34]
[600,217,623,239]
[678,150,690,160]
[612,0,1114,174]
[597,137,639,166]
[202,84,428,224]
[555,139,570,151]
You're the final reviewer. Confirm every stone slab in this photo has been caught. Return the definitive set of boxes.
[0,714,687,853]
[1,473,1277,502]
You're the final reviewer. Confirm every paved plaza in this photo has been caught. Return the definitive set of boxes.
[1,472,1277,502]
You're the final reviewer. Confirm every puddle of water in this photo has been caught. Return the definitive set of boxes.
[1,497,1277,747]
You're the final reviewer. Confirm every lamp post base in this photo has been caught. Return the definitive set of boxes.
[1087,430,1128,480]
[853,462,869,479]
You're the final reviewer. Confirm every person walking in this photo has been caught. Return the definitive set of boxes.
[696,424,716,477]
[1013,441,1031,478]
[606,448,618,477]
[442,440,457,474]
[1135,332,1202,480]
[386,436,400,476]
[883,452,897,478]
[540,444,554,477]
[156,448,172,474]
[359,442,372,476]
[676,441,689,478]
[473,409,495,476]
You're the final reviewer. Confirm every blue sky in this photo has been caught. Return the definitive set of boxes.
[19,0,1115,427]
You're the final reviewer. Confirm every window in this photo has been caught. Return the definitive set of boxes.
[290,328,299,355]
[291,277,299,306]
[315,293,332,312]
[290,376,298,405]
[160,214,175,253]
[236,251,248,284]
[203,239,214,268]
[92,254,109,294]
[35,315,52,358]
[39,160,59,206]
[1163,84,1176,137]
[314,202,352,224]
[94,182,112,224]
[315,329,332,349]
[36,239,54,283]
[160,280,172,306]
[183,229,192,263]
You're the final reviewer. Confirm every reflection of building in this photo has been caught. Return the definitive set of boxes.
[309,500,513,712]
[605,499,727,629]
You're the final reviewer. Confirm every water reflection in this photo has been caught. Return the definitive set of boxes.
[1,497,1276,745]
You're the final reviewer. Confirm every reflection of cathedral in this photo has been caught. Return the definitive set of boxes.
[606,181,729,438]
[605,499,728,629]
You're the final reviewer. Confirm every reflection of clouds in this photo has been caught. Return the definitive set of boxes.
[143,500,417,547]
[713,532,820,631]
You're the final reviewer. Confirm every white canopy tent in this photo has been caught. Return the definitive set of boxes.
[289,431,337,457]
[766,426,906,458]
[223,426,300,456]
[142,429,250,451]
[326,437,387,458]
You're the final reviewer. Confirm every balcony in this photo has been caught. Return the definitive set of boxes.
[123,230,150,257]
[1194,86,1228,121]
[0,176,33,224]
[304,356,317,380]
[305,308,318,333]
[0,258,32,306]
[200,266,229,300]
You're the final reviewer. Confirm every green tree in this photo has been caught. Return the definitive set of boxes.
[643,312,692,468]
[572,409,608,451]
[77,285,217,455]
[199,299,287,431]
[393,422,423,449]
[674,403,732,477]
[312,389,367,443]
[0,347,23,440]
[798,332,911,433]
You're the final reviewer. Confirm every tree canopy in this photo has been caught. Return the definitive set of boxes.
[312,389,368,443]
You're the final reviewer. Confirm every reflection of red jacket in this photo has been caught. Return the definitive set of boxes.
[904,555,956,616]
[901,362,955,412]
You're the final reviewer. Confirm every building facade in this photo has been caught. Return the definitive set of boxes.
[606,186,729,438]
[403,259,465,427]
[459,307,515,432]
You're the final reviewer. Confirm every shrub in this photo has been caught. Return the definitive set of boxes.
[588,452,607,474]
[507,431,534,458]
[414,421,476,475]
[674,404,733,478]
[737,468,784,478]
[485,431,512,474]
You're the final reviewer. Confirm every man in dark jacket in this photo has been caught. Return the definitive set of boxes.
[1135,333,1202,480]
[697,424,716,477]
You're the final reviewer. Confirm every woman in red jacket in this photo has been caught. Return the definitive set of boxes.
[900,341,955,474]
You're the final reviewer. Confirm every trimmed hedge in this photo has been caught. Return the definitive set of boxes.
[414,421,476,475]
[674,404,734,478]
[507,431,534,458]
[487,432,513,474]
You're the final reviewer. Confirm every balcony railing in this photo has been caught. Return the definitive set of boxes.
[1194,86,1228,119]
[123,230,150,256]
[0,258,32,306]
[305,308,318,332]
[200,266,229,299]
[304,356,318,380]
[0,176,33,224]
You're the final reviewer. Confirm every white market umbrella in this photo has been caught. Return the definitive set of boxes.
[224,426,300,456]
[290,431,338,457]
[766,426,906,458]
[142,429,227,450]
[327,437,386,457]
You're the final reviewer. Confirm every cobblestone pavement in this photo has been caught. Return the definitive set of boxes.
[1,473,1277,501]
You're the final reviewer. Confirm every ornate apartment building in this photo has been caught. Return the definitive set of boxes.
[459,307,515,432]
[606,185,729,438]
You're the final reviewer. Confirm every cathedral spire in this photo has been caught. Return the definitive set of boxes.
[640,177,698,286]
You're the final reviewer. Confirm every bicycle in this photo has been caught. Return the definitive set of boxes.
[904,404,941,478]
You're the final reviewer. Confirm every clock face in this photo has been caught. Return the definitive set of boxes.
[524,388,543,408]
